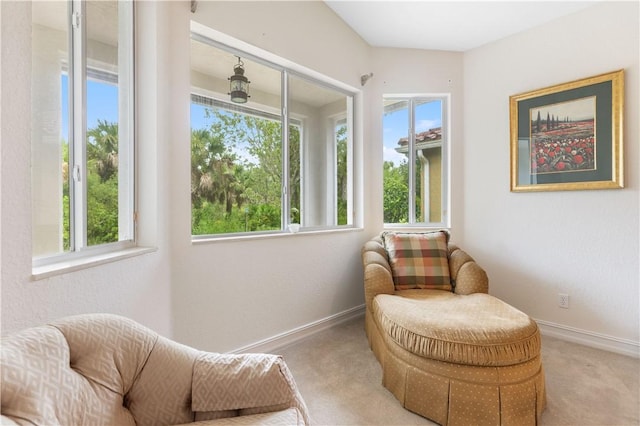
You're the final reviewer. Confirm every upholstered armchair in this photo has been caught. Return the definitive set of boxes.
[362,232,489,316]
[1,314,310,426]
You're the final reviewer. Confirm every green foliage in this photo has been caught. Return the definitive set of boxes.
[383,160,409,223]
[336,124,348,225]
[87,171,118,245]
[191,108,300,235]
[62,142,70,250]
[86,121,119,245]
[87,120,119,183]
[251,204,281,231]
[62,121,120,249]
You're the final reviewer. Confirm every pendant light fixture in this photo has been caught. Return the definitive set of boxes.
[228,56,250,103]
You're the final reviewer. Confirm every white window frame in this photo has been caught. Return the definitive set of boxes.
[32,0,136,271]
[190,27,356,239]
[383,94,451,229]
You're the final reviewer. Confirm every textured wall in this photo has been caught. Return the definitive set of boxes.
[462,2,639,344]
[170,1,373,352]
[1,1,174,336]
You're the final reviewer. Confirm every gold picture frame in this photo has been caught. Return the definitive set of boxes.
[510,70,624,192]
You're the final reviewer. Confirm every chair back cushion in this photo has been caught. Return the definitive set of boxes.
[382,231,452,291]
[1,320,139,426]
[1,314,162,426]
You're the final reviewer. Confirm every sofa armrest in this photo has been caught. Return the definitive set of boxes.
[362,238,395,311]
[448,245,489,295]
[191,353,309,425]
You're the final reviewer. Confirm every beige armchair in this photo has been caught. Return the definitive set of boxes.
[1,314,310,426]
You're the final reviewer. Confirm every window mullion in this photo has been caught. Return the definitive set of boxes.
[118,1,135,242]
[408,99,416,224]
[281,70,290,229]
[71,0,87,251]
[346,97,354,226]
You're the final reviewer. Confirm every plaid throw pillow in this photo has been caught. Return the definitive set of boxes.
[382,231,452,291]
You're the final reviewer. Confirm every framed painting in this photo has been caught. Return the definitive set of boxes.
[510,70,624,192]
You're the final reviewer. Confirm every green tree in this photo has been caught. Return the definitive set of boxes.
[336,125,348,225]
[61,121,120,249]
[383,160,409,223]
[86,171,118,245]
[191,107,304,235]
[86,120,119,245]
[62,141,70,250]
[87,119,118,182]
[190,127,246,215]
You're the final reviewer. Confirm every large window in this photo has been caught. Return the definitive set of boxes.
[190,33,354,237]
[383,96,449,227]
[32,0,135,263]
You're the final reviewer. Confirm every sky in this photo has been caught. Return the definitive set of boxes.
[64,76,443,167]
[61,75,119,141]
[191,103,209,131]
[383,100,442,166]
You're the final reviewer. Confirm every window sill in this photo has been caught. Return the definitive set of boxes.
[192,226,362,245]
[32,246,157,281]
[383,225,451,232]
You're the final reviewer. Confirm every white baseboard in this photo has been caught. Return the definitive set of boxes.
[535,318,640,359]
[231,304,366,354]
[230,309,639,359]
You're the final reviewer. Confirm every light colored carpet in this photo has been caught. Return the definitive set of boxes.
[276,316,639,426]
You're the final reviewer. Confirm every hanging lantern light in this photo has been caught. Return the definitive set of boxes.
[228,56,250,103]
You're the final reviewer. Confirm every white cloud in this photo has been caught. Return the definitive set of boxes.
[416,119,439,133]
[383,146,407,166]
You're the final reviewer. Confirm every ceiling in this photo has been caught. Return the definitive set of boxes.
[324,1,599,52]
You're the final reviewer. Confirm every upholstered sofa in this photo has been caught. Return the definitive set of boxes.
[362,231,546,426]
[0,314,310,425]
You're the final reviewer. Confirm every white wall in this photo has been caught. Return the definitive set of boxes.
[0,1,175,336]
[368,47,465,234]
[462,2,639,349]
[170,1,374,352]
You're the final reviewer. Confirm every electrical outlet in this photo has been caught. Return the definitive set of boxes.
[558,293,569,309]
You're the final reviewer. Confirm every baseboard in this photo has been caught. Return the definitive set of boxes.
[230,304,366,354]
[535,318,640,359]
[230,309,638,358]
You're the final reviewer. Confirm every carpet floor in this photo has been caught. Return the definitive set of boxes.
[276,316,639,426]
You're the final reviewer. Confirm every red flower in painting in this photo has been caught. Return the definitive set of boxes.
[531,122,595,174]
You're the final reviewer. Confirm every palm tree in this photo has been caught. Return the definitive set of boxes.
[191,127,246,214]
[87,120,118,182]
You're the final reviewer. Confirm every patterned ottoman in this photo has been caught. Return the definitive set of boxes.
[367,290,546,426]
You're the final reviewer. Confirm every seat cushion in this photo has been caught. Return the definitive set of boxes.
[373,290,541,367]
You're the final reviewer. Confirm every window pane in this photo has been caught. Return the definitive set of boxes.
[288,74,352,227]
[336,120,348,225]
[415,100,442,224]
[86,0,132,246]
[190,33,354,236]
[32,1,70,257]
[190,39,282,235]
[383,100,409,224]
[288,122,301,225]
